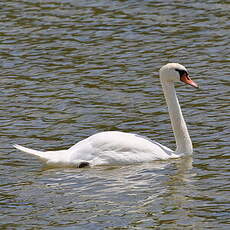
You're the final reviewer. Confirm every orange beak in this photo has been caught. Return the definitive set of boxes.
[180,74,198,88]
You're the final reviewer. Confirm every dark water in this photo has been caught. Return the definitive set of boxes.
[0,0,229,229]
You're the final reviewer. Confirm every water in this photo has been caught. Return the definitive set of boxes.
[0,0,229,229]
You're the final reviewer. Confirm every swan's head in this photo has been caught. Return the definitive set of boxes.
[159,63,198,88]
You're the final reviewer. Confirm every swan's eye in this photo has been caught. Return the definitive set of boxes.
[175,69,188,77]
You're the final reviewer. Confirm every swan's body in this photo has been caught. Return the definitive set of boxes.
[14,63,198,167]
[14,131,177,166]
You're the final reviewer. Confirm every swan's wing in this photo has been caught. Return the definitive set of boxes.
[67,131,177,165]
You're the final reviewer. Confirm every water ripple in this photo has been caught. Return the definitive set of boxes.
[0,0,229,229]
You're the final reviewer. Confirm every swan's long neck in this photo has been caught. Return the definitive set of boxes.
[161,80,193,155]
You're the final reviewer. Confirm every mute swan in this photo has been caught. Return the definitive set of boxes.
[14,63,198,167]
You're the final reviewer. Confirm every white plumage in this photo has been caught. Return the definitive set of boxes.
[14,131,177,166]
[14,63,198,167]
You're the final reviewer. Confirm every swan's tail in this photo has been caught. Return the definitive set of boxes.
[13,144,45,158]
[13,144,68,163]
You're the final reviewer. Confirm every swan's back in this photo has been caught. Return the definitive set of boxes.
[67,131,177,166]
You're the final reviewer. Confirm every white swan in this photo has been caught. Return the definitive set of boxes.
[14,63,198,167]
